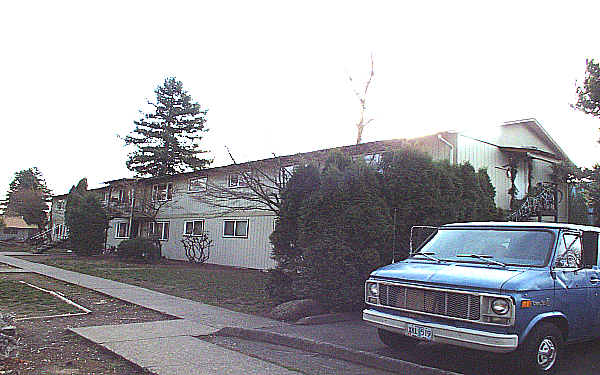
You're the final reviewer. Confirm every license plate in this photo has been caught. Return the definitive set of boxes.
[406,324,432,341]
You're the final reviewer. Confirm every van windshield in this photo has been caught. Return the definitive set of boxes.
[415,228,555,267]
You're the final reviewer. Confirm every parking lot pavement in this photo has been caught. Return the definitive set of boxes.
[236,315,600,375]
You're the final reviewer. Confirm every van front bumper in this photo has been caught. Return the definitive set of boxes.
[363,309,518,353]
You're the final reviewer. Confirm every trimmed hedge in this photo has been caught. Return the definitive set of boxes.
[117,237,160,262]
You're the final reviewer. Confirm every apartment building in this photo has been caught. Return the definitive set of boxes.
[50,119,572,269]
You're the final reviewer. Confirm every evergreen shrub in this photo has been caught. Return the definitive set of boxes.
[117,237,160,261]
[268,148,501,311]
[64,179,109,255]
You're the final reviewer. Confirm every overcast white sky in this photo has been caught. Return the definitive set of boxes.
[2,1,600,198]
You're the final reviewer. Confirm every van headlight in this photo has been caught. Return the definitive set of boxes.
[365,282,379,304]
[491,298,510,315]
[367,282,379,298]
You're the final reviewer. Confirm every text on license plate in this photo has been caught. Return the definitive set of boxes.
[406,324,432,341]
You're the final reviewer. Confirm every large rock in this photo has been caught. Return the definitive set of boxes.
[269,299,326,321]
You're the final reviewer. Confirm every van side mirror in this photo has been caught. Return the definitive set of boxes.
[582,231,599,269]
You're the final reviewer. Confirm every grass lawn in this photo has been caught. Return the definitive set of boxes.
[18,254,275,316]
[0,276,81,319]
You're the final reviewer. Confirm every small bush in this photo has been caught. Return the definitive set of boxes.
[117,238,160,262]
[265,268,296,303]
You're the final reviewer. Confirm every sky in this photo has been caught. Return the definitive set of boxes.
[2,1,600,198]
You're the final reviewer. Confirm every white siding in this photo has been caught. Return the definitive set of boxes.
[106,218,129,248]
[456,135,513,210]
[158,214,276,269]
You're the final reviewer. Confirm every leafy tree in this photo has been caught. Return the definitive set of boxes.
[2,168,51,229]
[573,59,600,120]
[64,178,109,255]
[124,77,211,177]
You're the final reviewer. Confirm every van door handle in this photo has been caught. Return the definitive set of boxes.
[590,277,600,284]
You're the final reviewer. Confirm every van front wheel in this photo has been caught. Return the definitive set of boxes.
[517,322,563,374]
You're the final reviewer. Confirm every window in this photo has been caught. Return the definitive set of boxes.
[149,221,169,240]
[228,174,247,188]
[223,219,248,238]
[118,189,131,204]
[116,222,129,238]
[152,183,173,201]
[363,153,381,164]
[184,220,205,236]
[279,165,296,186]
[4,228,17,235]
[188,177,207,192]
[56,200,65,210]
[555,233,582,268]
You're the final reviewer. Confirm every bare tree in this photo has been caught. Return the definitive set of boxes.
[189,147,303,216]
[349,54,375,144]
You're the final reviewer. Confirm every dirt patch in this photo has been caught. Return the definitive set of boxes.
[0,273,172,375]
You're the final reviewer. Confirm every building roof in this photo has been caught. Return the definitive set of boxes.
[52,118,571,195]
[0,216,38,230]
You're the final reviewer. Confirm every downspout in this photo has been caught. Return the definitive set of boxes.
[438,134,454,165]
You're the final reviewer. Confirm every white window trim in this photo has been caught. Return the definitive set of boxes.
[183,219,205,236]
[152,183,174,202]
[188,177,208,192]
[227,174,247,188]
[223,219,249,238]
[149,221,170,241]
[115,222,129,239]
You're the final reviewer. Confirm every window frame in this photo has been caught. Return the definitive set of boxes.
[188,177,208,192]
[56,200,65,210]
[148,221,170,241]
[115,222,129,239]
[554,231,583,269]
[152,183,173,202]
[223,219,249,238]
[227,174,247,188]
[184,220,205,236]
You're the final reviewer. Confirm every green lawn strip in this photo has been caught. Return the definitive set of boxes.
[25,257,274,315]
[0,277,81,319]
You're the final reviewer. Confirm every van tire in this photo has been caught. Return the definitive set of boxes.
[517,322,563,374]
[377,328,420,349]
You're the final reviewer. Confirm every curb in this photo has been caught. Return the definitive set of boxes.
[216,327,462,375]
[295,312,359,325]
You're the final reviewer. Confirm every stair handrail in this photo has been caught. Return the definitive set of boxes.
[507,183,558,222]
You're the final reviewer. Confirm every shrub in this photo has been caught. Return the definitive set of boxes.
[264,268,296,304]
[268,149,500,311]
[294,153,392,310]
[117,237,160,262]
[64,178,109,255]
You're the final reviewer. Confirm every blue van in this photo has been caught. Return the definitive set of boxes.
[363,222,600,374]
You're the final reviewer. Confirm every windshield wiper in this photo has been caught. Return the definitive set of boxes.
[412,251,443,263]
[456,253,506,267]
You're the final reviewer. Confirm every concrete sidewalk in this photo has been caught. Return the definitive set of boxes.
[0,253,457,375]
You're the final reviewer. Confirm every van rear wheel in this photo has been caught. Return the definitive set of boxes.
[377,328,420,349]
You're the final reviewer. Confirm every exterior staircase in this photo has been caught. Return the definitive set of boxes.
[27,227,69,253]
[507,183,559,222]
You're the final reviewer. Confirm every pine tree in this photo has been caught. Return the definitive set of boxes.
[124,77,211,177]
[2,168,52,229]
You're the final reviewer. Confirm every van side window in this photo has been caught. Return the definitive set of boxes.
[555,233,582,268]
